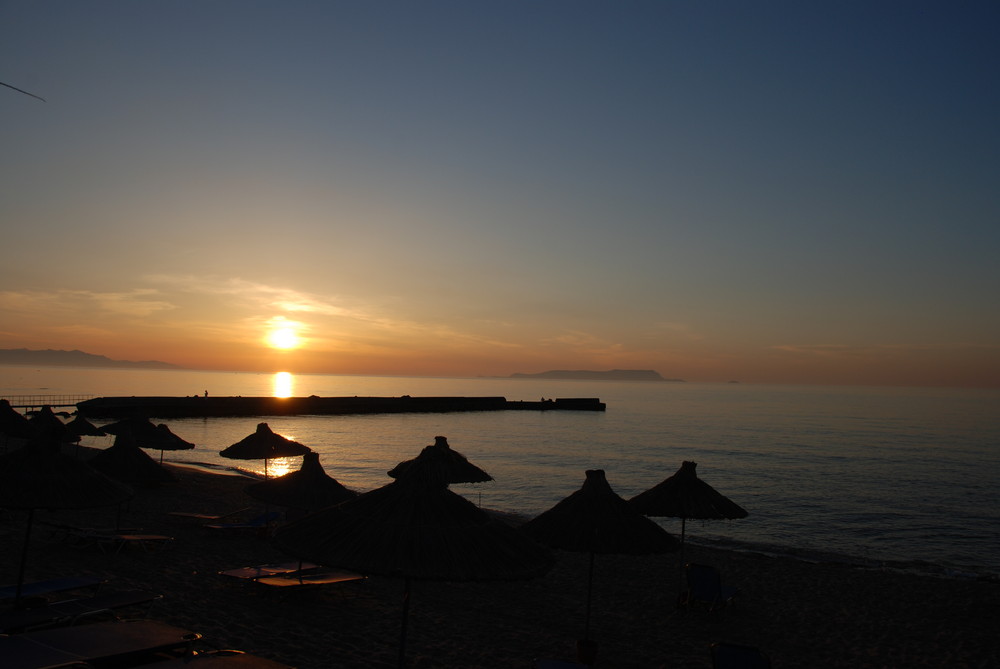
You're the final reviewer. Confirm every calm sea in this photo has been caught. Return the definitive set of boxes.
[3,366,998,578]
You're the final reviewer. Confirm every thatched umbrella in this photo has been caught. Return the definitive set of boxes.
[27,406,71,444]
[246,452,357,512]
[273,475,552,668]
[147,423,195,464]
[521,469,679,653]
[65,413,106,438]
[0,399,32,450]
[100,416,160,444]
[220,423,311,478]
[628,461,748,587]
[0,435,133,604]
[89,432,176,487]
[387,436,493,485]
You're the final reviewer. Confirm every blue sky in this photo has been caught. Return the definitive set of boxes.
[2,1,998,386]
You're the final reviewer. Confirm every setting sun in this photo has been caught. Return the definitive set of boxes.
[266,327,300,350]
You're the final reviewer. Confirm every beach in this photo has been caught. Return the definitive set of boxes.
[1,457,996,669]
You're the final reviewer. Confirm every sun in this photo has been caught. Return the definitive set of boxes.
[266,327,300,350]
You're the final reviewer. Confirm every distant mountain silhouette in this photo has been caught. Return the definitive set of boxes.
[510,369,683,382]
[0,348,180,369]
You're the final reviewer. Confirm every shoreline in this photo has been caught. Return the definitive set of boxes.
[161,458,1000,583]
[2,460,997,667]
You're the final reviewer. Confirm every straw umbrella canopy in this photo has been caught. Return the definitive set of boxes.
[0,398,33,449]
[100,416,160,445]
[146,423,195,464]
[65,413,106,438]
[89,432,176,487]
[387,436,493,485]
[220,423,311,478]
[27,406,72,444]
[521,469,679,643]
[0,435,133,604]
[628,461,748,585]
[245,452,357,512]
[273,475,552,668]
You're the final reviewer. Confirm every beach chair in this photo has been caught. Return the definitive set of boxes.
[219,560,320,581]
[168,507,251,522]
[254,567,366,588]
[0,576,105,603]
[681,563,739,612]
[149,648,295,667]
[203,510,283,531]
[0,619,201,667]
[83,532,173,555]
[711,642,772,669]
[0,589,162,633]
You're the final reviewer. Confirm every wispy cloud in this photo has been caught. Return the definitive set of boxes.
[771,342,1000,357]
[145,275,353,317]
[0,289,175,317]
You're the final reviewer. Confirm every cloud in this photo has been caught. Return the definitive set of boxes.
[145,275,352,317]
[651,321,705,341]
[770,342,1000,358]
[0,289,175,318]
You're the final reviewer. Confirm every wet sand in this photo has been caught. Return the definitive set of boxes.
[1,461,996,668]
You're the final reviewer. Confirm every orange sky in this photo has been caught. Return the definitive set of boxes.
[2,3,998,388]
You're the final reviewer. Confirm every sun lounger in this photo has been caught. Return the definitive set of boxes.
[0,590,162,633]
[94,533,174,555]
[148,649,296,667]
[36,521,173,555]
[219,561,321,580]
[204,510,283,532]
[0,576,105,602]
[168,507,251,521]
[0,619,200,669]
[681,563,740,612]
[254,567,365,588]
[219,561,364,588]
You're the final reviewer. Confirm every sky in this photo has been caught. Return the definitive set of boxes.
[2,1,999,388]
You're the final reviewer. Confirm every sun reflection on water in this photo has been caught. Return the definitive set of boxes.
[264,457,295,478]
[272,371,294,398]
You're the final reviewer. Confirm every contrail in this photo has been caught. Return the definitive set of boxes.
[1,80,46,102]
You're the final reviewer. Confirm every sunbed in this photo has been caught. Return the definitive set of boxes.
[0,576,105,602]
[219,561,364,588]
[681,563,740,612]
[167,507,251,521]
[150,648,295,667]
[0,618,200,669]
[0,589,162,633]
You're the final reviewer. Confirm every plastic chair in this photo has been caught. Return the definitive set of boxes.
[681,563,739,612]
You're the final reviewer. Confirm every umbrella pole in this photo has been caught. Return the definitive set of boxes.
[584,551,595,640]
[398,576,412,669]
[15,508,35,605]
[677,517,687,596]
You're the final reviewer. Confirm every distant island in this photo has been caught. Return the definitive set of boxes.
[0,348,180,370]
[510,369,684,382]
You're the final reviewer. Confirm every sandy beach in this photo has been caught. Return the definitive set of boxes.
[1,459,996,669]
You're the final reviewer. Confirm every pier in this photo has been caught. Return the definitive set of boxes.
[76,395,606,419]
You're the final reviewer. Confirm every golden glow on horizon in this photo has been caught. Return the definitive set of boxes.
[272,371,294,398]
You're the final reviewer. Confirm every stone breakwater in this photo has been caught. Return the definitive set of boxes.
[76,395,606,419]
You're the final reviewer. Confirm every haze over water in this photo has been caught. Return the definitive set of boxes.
[4,366,998,578]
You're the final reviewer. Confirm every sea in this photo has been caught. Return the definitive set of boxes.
[3,365,998,580]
